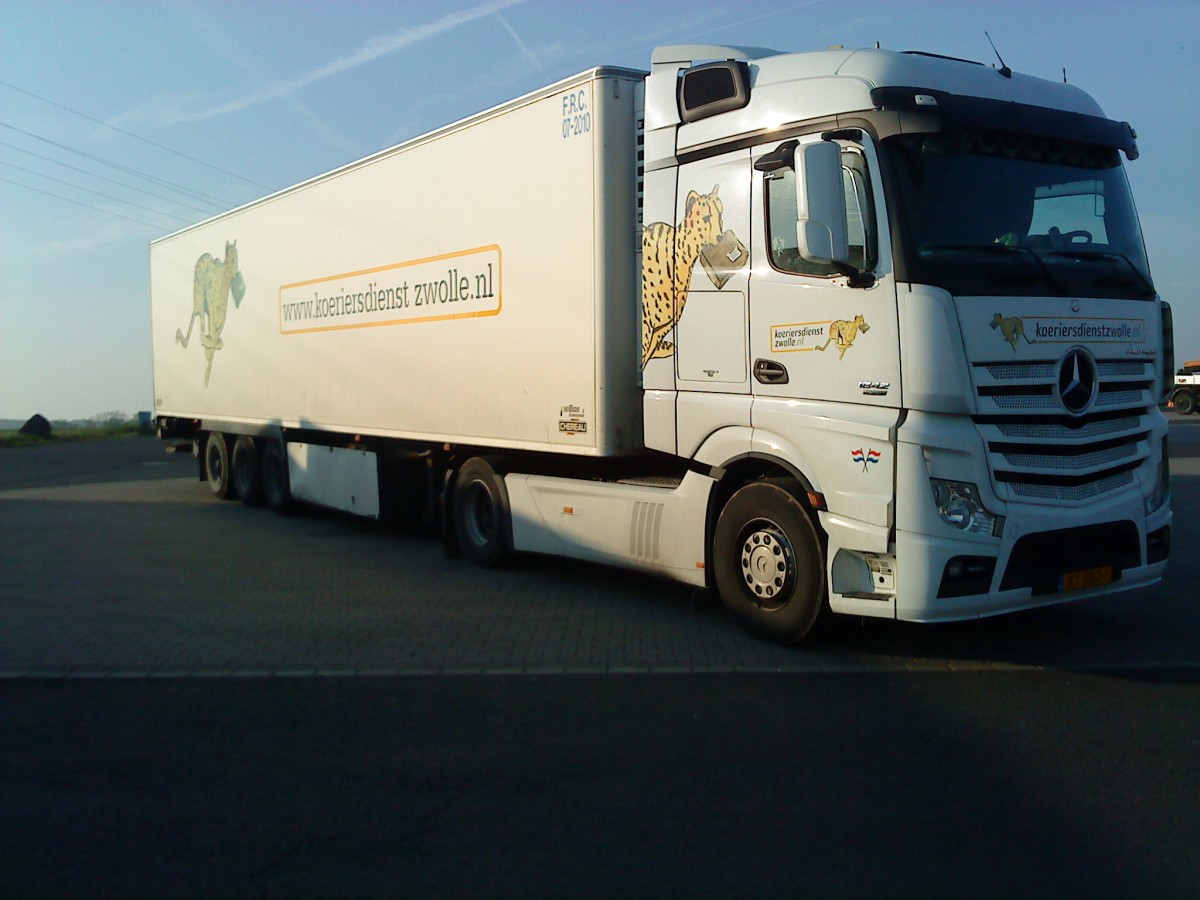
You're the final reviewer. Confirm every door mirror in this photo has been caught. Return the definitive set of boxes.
[795,141,850,265]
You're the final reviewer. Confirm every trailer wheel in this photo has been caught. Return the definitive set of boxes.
[713,479,826,644]
[1174,390,1195,415]
[452,458,511,568]
[204,432,236,500]
[261,439,294,515]
[232,436,264,507]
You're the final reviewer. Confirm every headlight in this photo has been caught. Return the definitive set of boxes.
[930,479,1003,536]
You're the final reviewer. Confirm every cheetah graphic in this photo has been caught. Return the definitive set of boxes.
[815,314,870,359]
[641,186,734,368]
[176,240,245,386]
[990,312,1032,351]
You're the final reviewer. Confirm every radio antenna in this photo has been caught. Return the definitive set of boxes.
[985,31,1012,78]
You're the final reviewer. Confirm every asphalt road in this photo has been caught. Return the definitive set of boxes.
[1,430,1198,897]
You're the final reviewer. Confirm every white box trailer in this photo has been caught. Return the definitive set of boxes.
[152,67,644,456]
[153,65,713,596]
[153,44,1171,644]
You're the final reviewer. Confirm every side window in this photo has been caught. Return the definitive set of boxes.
[766,147,876,277]
[843,153,875,270]
[767,167,831,276]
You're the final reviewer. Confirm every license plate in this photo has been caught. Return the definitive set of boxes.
[1060,565,1114,592]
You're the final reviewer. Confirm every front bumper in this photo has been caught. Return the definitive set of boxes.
[892,493,1170,623]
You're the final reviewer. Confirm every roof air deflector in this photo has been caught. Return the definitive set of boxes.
[652,44,780,65]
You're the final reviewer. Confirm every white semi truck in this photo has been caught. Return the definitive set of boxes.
[1170,361,1200,414]
[151,44,1172,644]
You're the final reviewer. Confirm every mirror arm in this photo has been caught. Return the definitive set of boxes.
[821,128,863,144]
[832,261,875,289]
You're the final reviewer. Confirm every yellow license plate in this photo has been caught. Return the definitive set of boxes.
[1060,565,1114,592]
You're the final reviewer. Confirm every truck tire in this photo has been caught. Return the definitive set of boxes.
[713,479,826,644]
[1174,390,1195,415]
[452,457,511,568]
[204,432,236,500]
[232,436,264,507]
[261,439,294,515]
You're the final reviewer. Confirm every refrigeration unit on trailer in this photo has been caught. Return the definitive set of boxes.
[152,43,1170,643]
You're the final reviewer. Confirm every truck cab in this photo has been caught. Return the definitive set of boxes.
[639,45,1170,632]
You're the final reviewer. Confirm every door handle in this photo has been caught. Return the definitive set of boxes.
[753,359,789,385]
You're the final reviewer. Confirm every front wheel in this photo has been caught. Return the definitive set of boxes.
[713,479,827,644]
[1174,390,1195,416]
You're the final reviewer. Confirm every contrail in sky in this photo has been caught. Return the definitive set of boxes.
[174,0,526,124]
[496,11,551,82]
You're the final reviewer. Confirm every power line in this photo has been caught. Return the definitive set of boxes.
[0,78,271,190]
[0,176,178,230]
[0,139,221,217]
[0,120,240,209]
[1,161,192,225]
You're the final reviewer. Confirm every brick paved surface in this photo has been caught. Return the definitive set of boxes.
[4,435,1198,900]
[1,436,1198,677]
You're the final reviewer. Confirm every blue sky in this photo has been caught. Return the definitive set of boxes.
[1,0,1197,420]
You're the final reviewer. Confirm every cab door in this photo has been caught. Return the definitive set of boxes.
[749,134,899,409]
[748,133,900,531]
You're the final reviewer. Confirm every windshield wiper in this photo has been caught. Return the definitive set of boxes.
[919,243,1068,295]
[1043,250,1156,296]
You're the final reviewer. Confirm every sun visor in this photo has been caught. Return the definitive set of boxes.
[869,87,1139,160]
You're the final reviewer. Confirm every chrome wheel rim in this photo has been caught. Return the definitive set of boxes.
[739,521,795,609]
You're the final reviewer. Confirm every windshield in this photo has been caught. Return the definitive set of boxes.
[881,130,1155,300]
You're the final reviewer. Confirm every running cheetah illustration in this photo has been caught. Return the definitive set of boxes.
[815,314,870,359]
[641,186,729,367]
[176,240,245,386]
[990,312,1031,351]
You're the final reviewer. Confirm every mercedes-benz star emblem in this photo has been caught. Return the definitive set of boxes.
[1057,347,1098,415]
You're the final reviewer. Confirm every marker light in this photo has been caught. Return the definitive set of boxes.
[1145,438,1170,515]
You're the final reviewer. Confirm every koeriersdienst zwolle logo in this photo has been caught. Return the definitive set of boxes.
[771,314,870,358]
[278,245,501,335]
[990,313,1145,351]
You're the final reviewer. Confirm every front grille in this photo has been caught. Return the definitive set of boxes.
[1098,360,1151,377]
[1006,470,1135,502]
[991,418,1134,440]
[972,356,1156,504]
[999,443,1138,471]
[980,361,1055,381]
